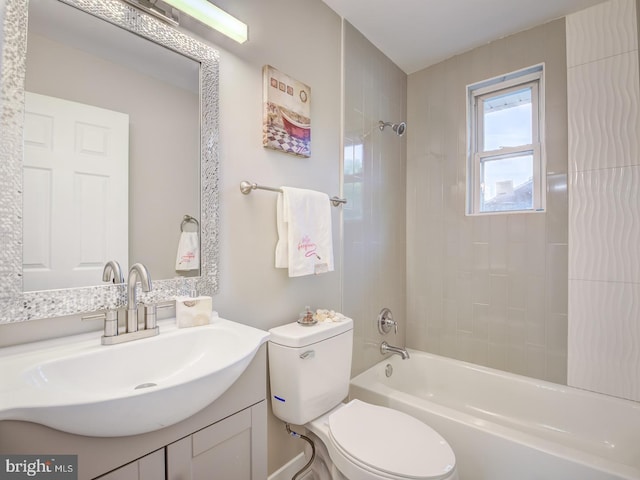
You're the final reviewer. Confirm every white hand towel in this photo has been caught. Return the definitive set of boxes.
[175,231,199,271]
[275,187,334,277]
[275,193,289,269]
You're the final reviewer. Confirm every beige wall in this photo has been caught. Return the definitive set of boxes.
[178,1,343,473]
[342,21,408,377]
[406,19,569,383]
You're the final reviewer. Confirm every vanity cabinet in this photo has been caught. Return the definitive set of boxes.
[167,406,257,480]
[96,449,165,480]
[0,346,267,480]
[96,403,265,480]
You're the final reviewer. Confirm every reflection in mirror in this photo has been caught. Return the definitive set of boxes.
[0,0,219,322]
[24,0,200,290]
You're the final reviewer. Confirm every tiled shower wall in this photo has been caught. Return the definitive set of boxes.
[566,0,640,401]
[406,20,569,383]
[342,21,407,377]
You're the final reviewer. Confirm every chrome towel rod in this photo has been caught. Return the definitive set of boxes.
[240,181,347,207]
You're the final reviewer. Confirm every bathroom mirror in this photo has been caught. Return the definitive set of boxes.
[0,0,219,323]
[24,0,201,292]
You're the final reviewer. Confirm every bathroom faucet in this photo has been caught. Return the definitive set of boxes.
[98,262,158,345]
[101,260,125,337]
[102,260,124,284]
[380,341,410,360]
[127,263,152,333]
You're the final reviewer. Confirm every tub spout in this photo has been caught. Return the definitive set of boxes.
[380,341,410,360]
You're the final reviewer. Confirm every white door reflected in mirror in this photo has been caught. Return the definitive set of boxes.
[23,92,129,291]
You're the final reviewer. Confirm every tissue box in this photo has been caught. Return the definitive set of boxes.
[176,296,213,328]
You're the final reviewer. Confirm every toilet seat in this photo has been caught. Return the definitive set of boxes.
[327,400,456,480]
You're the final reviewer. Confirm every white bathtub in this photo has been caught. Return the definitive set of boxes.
[349,350,640,480]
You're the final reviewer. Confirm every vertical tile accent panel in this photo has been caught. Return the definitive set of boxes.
[570,167,640,283]
[567,0,640,401]
[567,52,640,172]
[569,280,640,401]
[566,0,637,67]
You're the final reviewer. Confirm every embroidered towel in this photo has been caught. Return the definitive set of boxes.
[275,187,334,277]
[175,231,199,271]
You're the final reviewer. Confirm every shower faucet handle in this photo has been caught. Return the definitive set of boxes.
[378,307,397,335]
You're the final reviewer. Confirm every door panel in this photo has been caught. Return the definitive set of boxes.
[23,92,129,291]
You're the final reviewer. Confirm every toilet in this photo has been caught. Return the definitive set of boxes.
[268,318,458,480]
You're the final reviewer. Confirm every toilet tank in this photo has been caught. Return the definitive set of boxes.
[268,318,354,425]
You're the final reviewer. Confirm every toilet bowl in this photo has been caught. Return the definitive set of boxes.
[268,318,458,480]
[306,400,458,480]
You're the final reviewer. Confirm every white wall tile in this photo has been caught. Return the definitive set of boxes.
[569,166,640,283]
[568,279,640,401]
[567,52,640,172]
[566,0,637,67]
[566,0,640,400]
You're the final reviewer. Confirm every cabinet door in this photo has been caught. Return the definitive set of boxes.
[95,449,165,480]
[167,403,266,480]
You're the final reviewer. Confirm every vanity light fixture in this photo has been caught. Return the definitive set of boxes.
[162,0,248,43]
[122,0,179,25]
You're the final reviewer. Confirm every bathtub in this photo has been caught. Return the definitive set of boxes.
[349,350,640,480]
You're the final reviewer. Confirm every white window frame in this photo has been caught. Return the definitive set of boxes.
[466,64,546,215]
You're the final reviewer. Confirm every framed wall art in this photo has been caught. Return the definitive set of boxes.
[263,65,311,158]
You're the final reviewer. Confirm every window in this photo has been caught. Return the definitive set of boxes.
[343,141,364,222]
[467,65,545,215]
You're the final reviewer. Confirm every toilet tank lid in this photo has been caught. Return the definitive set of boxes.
[269,317,353,347]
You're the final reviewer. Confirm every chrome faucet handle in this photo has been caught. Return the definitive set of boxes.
[82,310,119,341]
[378,307,397,335]
[142,300,175,330]
[103,310,119,338]
[144,304,157,329]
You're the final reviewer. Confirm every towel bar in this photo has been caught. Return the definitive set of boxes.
[180,214,199,232]
[239,181,347,207]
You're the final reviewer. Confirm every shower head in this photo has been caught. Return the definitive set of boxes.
[378,120,407,137]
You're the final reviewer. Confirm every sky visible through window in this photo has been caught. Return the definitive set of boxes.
[481,88,533,206]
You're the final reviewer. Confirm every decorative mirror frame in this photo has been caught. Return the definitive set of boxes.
[0,0,219,323]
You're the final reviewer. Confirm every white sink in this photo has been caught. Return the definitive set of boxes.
[0,317,269,437]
